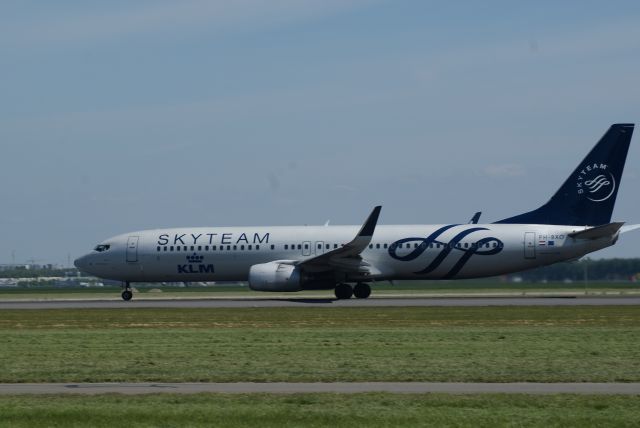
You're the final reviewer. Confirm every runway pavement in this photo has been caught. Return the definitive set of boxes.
[1,296,640,309]
[1,382,639,395]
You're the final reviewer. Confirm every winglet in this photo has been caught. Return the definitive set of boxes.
[358,206,382,237]
[469,212,482,224]
[298,205,383,270]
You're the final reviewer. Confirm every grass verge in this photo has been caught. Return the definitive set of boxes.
[1,306,639,383]
[0,393,639,427]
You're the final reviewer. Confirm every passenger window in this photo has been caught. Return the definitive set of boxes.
[233,245,237,250]
[334,244,338,249]
[241,245,245,250]
[191,246,195,251]
[369,244,373,249]
[156,246,160,252]
[170,246,174,251]
[297,244,302,250]
[326,244,330,249]
[271,245,275,250]
[317,244,321,249]
[464,243,469,248]
[304,244,308,249]
[177,246,181,252]
[163,247,167,252]
[198,246,202,251]
[285,245,288,250]
[248,245,252,250]
[212,245,216,250]
[256,245,260,250]
[227,245,231,250]
[376,243,380,249]
[205,245,209,251]
[384,243,388,249]
[183,246,187,251]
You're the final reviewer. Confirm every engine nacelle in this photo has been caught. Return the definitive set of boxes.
[248,262,302,292]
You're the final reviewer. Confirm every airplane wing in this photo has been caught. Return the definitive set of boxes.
[295,206,382,273]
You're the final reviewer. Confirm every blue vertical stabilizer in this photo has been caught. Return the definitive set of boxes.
[495,124,634,226]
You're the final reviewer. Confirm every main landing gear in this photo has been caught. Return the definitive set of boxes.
[121,282,133,301]
[334,283,371,299]
[353,282,371,299]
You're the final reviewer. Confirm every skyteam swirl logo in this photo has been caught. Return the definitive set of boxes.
[388,225,503,279]
[576,162,615,202]
[585,175,610,193]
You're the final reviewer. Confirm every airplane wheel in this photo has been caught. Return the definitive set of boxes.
[353,283,371,299]
[334,284,353,300]
[121,290,133,301]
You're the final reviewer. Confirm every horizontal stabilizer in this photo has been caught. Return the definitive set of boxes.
[621,224,640,234]
[568,222,624,240]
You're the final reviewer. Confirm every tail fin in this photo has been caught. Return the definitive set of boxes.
[495,123,634,226]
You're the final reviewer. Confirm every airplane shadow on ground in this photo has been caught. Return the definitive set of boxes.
[268,298,336,304]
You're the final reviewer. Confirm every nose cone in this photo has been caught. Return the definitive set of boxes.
[74,254,89,271]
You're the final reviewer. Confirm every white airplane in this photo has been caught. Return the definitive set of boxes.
[75,124,638,301]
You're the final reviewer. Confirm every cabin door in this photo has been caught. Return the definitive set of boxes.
[126,236,139,263]
[524,232,536,259]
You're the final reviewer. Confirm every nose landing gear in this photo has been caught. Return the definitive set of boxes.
[121,282,133,301]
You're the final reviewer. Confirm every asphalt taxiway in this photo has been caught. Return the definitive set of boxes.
[1,382,639,395]
[1,296,639,309]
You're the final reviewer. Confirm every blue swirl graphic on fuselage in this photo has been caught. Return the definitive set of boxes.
[388,224,503,279]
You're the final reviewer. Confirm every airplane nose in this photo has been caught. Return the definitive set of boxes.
[74,255,88,270]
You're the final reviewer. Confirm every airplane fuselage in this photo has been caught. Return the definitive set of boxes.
[76,223,614,284]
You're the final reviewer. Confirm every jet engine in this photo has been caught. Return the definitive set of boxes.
[248,262,302,292]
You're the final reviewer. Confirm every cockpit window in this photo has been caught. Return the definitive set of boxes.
[94,244,111,252]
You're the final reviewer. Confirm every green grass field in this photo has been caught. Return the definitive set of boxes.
[0,393,638,427]
[1,306,639,383]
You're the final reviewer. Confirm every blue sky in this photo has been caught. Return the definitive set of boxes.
[1,1,640,265]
